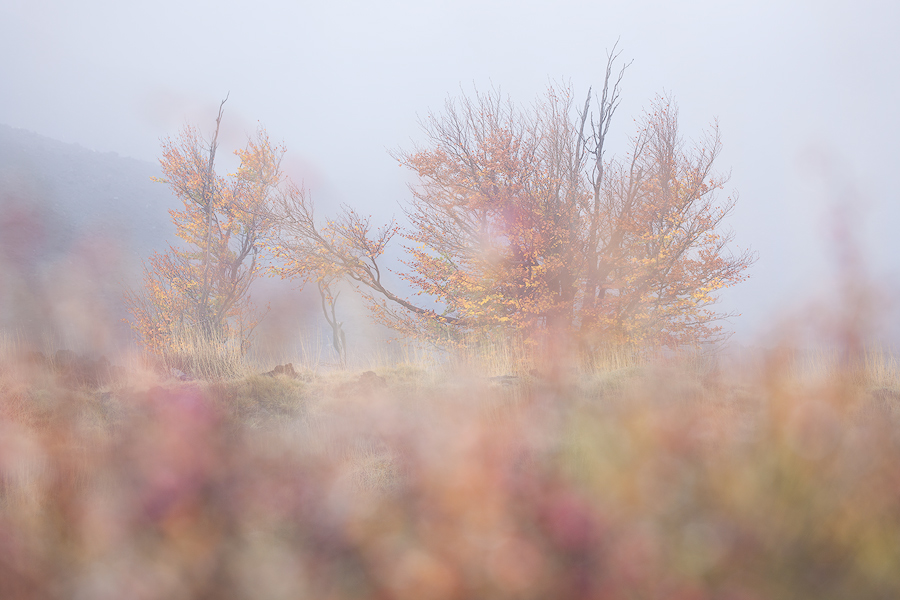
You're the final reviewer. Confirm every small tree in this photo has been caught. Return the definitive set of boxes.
[126,100,283,361]
[318,279,347,367]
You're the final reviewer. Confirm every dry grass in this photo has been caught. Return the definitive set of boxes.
[1,337,900,599]
[156,327,252,381]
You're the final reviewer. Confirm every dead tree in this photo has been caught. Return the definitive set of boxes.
[318,280,346,367]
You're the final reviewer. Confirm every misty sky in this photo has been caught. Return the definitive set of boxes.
[2,0,898,343]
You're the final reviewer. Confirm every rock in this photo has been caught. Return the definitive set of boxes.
[171,368,192,381]
[358,370,387,390]
[264,363,299,378]
[489,374,519,386]
[335,371,388,397]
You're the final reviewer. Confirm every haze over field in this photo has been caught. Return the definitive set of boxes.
[6,4,900,597]
[2,0,899,348]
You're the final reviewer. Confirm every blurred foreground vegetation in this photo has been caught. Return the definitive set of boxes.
[1,340,899,599]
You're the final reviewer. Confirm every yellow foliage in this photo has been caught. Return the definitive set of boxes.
[126,107,284,366]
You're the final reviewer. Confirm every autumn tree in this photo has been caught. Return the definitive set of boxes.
[126,100,283,358]
[272,50,754,350]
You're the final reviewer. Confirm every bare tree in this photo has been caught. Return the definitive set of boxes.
[318,279,347,367]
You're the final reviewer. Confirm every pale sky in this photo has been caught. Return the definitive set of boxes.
[2,0,898,343]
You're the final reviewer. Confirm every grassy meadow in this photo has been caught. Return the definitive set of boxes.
[1,333,900,599]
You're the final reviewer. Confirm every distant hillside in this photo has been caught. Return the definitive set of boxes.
[0,125,377,360]
[0,124,180,352]
[0,124,178,262]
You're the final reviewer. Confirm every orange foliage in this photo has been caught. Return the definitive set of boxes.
[393,87,755,347]
[126,103,283,355]
[273,61,754,350]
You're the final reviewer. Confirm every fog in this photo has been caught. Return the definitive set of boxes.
[2,0,899,349]
[5,6,900,596]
